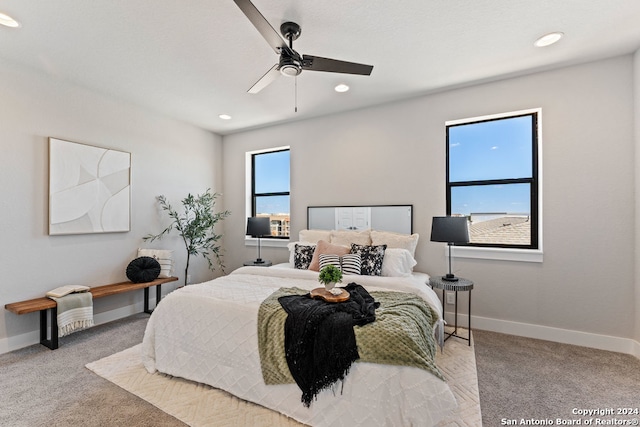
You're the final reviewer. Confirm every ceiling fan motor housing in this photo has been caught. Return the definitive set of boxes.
[279,54,302,76]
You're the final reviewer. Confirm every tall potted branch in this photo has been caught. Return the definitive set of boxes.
[144,189,230,286]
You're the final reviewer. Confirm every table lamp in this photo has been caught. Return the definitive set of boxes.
[430,216,469,281]
[246,217,271,264]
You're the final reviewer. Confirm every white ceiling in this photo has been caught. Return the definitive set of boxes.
[1,1,640,135]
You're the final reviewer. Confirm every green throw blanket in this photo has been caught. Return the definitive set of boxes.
[257,286,444,386]
[51,291,94,337]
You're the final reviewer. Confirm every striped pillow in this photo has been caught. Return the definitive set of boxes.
[340,254,361,275]
[318,254,341,271]
[319,253,361,275]
[138,249,173,278]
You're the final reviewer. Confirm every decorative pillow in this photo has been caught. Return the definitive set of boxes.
[287,241,315,265]
[330,229,372,246]
[340,253,361,275]
[138,249,173,278]
[319,253,361,275]
[299,229,332,244]
[126,256,161,283]
[350,243,387,276]
[370,231,420,257]
[318,254,341,271]
[293,244,315,269]
[308,240,350,272]
[381,248,417,277]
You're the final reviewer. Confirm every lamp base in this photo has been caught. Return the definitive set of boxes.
[442,274,459,282]
[254,258,265,264]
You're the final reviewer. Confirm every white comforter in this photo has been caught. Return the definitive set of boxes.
[142,265,457,426]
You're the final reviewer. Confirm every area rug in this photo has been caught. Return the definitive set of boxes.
[86,331,481,427]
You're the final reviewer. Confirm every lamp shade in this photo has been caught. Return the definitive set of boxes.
[246,217,271,237]
[430,216,469,244]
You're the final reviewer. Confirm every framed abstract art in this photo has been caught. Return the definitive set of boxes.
[48,137,131,235]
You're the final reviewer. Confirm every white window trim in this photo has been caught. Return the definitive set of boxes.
[448,246,543,263]
[245,236,290,248]
[445,108,543,262]
[245,146,291,247]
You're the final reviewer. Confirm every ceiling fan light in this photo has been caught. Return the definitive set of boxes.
[280,65,301,77]
[0,12,20,28]
[218,114,232,120]
[335,84,350,93]
[279,55,302,77]
[534,32,564,47]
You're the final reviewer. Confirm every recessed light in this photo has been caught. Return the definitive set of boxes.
[334,84,350,93]
[0,12,20,28]
[534,32,563,47]
[218,114,232,120]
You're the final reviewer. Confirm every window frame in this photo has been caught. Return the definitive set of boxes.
[245,146,291,242]
[445,109,543,261]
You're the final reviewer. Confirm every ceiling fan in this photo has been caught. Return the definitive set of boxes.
[233,0,374,94]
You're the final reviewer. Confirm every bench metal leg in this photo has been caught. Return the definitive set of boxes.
[40,307,58,350]
[143,284,162,314]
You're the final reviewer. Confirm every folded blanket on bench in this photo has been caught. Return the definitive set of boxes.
[51,292,94,337]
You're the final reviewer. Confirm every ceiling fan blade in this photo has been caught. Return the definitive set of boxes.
[248,64,280,94]
[302,55,373,75]
[233,0,289,55]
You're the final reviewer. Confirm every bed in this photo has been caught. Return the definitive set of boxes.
[141,225,458,426]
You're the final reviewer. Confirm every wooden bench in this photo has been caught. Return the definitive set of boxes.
[4,276,178,350]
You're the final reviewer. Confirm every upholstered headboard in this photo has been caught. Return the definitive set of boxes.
[307,205,413,234]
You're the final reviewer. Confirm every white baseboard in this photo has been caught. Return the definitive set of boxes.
[444,313,640,358]
[631,338,640,359]
[0,301,147,355]
[93,302,145,325]
[0,329,40,355]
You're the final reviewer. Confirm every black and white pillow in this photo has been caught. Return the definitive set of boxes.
[350,243,387,276]
[318,254,341,271]
[319,253,361,275]
[294,244,315,269]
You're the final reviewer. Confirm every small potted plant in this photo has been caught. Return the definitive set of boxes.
[318,265,343,294]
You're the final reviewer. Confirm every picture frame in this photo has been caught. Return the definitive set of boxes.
[48,137,131,235]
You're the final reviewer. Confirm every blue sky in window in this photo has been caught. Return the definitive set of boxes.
[449,116,533,216]
[256,195,290,215]
[451,184,530,216]
[255,150,290,214]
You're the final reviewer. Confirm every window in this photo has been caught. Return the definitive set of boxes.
[250,148,290,238]
[446,109,540,250]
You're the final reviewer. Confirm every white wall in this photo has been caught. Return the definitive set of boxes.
[0,60,223,352]
[223,55,637,350]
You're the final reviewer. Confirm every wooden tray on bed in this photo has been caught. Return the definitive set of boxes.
[310,287,350,303]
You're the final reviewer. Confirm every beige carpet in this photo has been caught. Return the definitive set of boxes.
[86,331,481,427]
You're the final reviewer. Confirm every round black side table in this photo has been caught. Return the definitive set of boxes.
[429,276,474,346]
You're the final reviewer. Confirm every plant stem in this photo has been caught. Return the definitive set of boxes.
[184,252,190,286]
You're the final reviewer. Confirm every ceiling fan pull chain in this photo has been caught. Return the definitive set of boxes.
[295,76,298,113]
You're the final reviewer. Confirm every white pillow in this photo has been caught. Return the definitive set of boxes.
[381,248,417,277]
[370,230,419,257]
[299,229,332,243]
[137,248,173,278]
[330,229,371,246]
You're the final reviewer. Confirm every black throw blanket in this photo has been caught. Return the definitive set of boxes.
[277,283,379,407]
